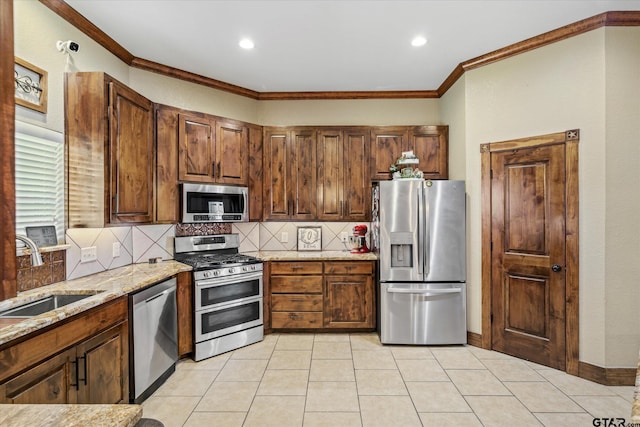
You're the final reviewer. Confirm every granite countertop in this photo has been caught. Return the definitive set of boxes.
[632,352,640,422]
[0,260,192,347]
[0,404,142,427]
[252,250,378,261]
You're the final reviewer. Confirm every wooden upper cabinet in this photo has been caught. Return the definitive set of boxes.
[155,105,180,223]
[263,127,317,220]
[408,126,449,179]
[248,124,263,221]
[66,72,154,227]
[317,128,370,221]
[178,113,216,182]
[370,126,449,180]
[370,127,408,181]
[216,120,248,185]
[342,129,370,220]
[178,114,248,185]
[263,129,290,220]
[108,81,154,224]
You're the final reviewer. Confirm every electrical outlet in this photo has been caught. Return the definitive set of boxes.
[112,242,121,257]
[80,246,97,263]
[340,232,348,243]
[281,232,289,243]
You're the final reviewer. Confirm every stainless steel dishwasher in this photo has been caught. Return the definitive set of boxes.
[129,277,178,403]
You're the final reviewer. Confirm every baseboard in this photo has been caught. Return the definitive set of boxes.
[466,331,483,348]
[578,361,636,386]
[464,332,636,386]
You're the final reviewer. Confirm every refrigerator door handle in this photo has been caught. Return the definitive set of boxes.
[423,187,430,277]
[386,287,461,295]
[417,187,424,278]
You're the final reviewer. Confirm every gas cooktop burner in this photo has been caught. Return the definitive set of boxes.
[178,253,262,270]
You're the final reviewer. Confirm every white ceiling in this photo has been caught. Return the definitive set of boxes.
[65,0,640,93]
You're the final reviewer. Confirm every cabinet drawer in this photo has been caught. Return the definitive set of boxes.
[324,261,374,275]
[271,312,323,329]
[272,294,323,312]
[271,262,323,275]
[271,276,323,293]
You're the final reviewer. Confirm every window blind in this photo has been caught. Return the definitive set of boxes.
[15,121,65,244]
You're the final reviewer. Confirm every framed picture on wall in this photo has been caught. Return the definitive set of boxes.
[297,226,322,251]
[14,57,48,113]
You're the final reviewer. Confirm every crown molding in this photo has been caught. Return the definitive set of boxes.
[39,1,640,100]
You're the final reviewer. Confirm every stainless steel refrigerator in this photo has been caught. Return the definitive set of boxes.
[375,179,466,345]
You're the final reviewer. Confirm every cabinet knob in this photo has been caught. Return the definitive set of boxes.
[552,264,562,272]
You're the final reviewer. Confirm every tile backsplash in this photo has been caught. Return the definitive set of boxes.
[233,222,370,252]
[65,221,369,280]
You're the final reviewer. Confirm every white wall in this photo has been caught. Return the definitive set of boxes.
[603,27,640,367]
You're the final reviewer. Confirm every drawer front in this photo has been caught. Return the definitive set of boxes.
[324,261,374,275]
[271,276,323,293]
[271,262,323,275]
[272,294,323,312]
[271,312,323,329]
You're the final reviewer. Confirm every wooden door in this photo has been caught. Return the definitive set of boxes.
[317,129,343,220]
[216,120,248,185]
[370,127,407,180]
[263,129,290,220]
[76,322,128,403]
[109,81,154,224]
[409,126,448,179]
[178,113,215,182]
[490,143,567,370]
[0,349,77,404]
[290,129,317,220]
[343,129,370,220]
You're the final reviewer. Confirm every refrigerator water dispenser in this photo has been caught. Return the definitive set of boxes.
[390,232,413,267]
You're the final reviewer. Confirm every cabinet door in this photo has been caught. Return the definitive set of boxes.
[248,124,264,221]
[263,129,290,220]
[75,322,129,404]
[343,129,370,220]
[409,126,448,179]
[290,129,317,220]
[216,120,248,185]
[155,105,180,223]
[178,113,216,182]
[370,127,408,181]
[176,271,193,358]
[0,348,77,404]
[324,274,374,329]
[317,129,343,220]
[109,81,154,224]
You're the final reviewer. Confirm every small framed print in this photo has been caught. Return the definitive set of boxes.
[297,226,322,251]
[14,57,48,114]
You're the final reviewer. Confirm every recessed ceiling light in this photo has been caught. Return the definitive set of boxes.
[411,36,427,47]
[239,38,255,49]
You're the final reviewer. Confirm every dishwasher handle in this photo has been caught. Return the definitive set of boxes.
[144,288,172,304]
[386,287,461,295]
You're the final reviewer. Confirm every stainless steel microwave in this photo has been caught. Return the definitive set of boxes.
[181,183,248,223]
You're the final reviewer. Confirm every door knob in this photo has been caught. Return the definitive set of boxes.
[552,264,562,272]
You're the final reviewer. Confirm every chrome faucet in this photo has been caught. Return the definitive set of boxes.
[16,235,44,267]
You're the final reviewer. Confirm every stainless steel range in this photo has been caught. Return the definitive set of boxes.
[174,234,263,361]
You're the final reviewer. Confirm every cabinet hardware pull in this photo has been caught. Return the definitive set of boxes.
[71,358,80,390]
[78,355,87,386]
[212,162,216,177]
[290,265,303,270]
[340,201,343,217]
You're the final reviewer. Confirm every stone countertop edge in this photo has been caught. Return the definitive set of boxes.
[0,404,142,427]
[16,243,71,256]
[251,250,378,261]
[0,260,192,347]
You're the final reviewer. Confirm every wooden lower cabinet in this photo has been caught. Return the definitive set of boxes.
[269,261,375,331]
[0,297,129,404]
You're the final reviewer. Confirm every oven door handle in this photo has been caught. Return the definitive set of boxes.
[196,271,263,288]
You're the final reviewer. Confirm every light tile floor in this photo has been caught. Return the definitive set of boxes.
[142,333,635,427]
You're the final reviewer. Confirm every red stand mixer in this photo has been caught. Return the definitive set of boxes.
[348,224,370,254]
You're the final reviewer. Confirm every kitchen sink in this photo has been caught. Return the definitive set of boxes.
[0,293,102,318]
